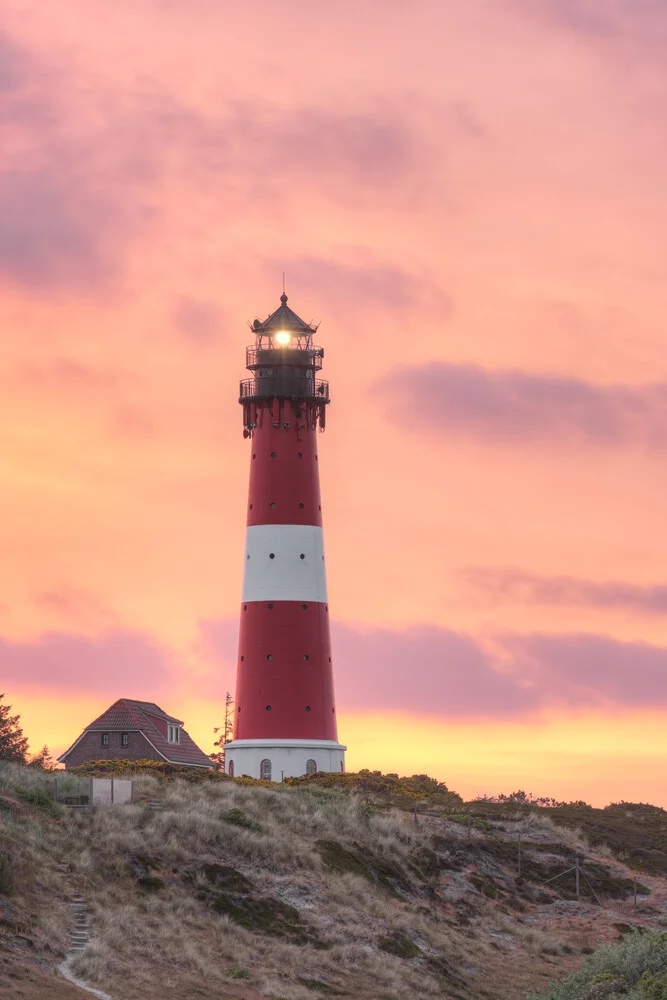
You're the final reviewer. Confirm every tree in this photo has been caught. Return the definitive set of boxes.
[0,695,29,763]
[27,746,55,771]
[209,727,226,771]
[209,692,234,771]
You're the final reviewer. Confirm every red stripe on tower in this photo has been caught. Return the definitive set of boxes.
[225,294,346,781]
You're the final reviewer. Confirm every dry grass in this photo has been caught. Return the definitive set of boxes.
[2,768,667,1000]
[509,811,590,854]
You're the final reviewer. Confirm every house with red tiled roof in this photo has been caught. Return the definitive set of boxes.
[58,699,213,770]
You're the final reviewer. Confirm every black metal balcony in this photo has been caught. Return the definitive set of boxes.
[239,377,330,403]
[245,344,324,372]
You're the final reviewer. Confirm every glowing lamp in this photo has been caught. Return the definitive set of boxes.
[274,330,291,345]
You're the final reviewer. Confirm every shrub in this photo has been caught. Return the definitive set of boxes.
[69,759,227,782]
[636,969,667,998]
[228,967,250,979]
[605,802,666,816]
[220,807,262,831]
[527,932,667,999]
[284,769,462,807]
[15,786,55,810]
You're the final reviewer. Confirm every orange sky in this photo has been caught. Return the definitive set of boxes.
[1,0,666,806]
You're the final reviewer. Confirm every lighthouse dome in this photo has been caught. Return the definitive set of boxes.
[251,294,318,335]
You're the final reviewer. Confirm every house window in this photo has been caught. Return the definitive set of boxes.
[306,759,317,775]
[121,733,129,747]
[101,733,109,748]
[167,725,180,744]
[260,758,272,781]
[228,760,234,777]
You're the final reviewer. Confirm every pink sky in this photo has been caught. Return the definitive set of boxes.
[2,0,666,805]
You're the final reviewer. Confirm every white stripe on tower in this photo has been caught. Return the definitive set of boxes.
[242,524,327,603]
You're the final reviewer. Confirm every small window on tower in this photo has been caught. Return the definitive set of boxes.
[339,761,345,773]
[306,759,317,774]
[228,760,234,777]
[260,758,272,781]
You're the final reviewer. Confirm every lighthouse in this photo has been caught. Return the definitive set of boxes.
[224,294,346,781]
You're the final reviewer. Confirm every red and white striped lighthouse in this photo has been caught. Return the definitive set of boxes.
[224,294,346,781]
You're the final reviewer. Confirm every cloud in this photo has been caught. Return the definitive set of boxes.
[513,0,615,36]
[0,166,127,292]
[17,359,120,392]
[269,253,453,319]
[463,567,667,615]
[0,629,176,696]
[377,363,667,448]
[33,586,117,629]
[197,615,667,718]
[132,91,430,212]
[501,632,667,709]
[331,622,536,717]
[210,99,422,203]
[11,614,666,718]
[341,625,667,715]
[511,0,667,64]
[0,32,142,293]
[172,297,225,345]
[0,23,436,295]
[0,30,33,93]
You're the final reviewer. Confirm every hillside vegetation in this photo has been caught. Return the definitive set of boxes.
[1,764,667,1000]
[527,932,667,999]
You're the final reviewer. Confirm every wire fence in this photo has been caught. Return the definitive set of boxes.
[412,808,644,911]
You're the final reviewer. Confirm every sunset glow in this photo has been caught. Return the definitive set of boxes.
[2,0,666,805]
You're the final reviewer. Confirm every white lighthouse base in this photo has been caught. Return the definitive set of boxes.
[225,738,346,782]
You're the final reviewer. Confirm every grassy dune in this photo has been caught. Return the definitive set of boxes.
[1,765,667,1000]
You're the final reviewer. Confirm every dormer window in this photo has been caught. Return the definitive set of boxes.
[167,724,180,744]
